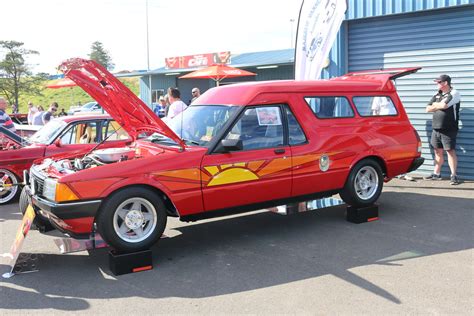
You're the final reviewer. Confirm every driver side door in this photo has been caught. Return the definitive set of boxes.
[201,105,292,212]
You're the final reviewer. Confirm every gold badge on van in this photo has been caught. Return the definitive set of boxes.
[319,155,330,172]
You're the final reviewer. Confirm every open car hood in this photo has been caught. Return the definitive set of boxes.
[59,58,185,148]
[0,125,30,147]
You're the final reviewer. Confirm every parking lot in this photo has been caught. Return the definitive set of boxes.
[1,178,473,314]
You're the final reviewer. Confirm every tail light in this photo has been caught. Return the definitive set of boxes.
[414,129,422,154]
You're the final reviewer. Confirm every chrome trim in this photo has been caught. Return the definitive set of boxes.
[35,195,102,208]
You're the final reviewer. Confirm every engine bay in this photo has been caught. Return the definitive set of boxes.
[50,147,138,174]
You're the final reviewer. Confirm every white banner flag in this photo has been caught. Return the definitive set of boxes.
[295,0,347,80]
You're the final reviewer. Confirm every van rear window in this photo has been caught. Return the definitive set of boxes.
[353,96,397,116]
[304,96,354,119]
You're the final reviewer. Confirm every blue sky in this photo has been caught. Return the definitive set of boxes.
[0,0,302,74]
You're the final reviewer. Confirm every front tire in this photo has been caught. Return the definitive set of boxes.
[340,159,383,207]
[97,187,167,252]
[0,169,20,204]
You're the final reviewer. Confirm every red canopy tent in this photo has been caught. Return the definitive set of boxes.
[179,64,256,86]
[45,78,77,89]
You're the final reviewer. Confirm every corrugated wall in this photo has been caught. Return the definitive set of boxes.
[346,0,474,19]
[348,5,474,179]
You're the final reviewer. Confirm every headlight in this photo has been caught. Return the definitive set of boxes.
[43,178,57,201]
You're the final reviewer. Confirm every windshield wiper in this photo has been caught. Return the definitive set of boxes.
[182,139,200,146]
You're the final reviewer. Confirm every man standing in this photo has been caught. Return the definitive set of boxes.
[27,101,38,125]
[425,75,461,185]
[191,87,201,103]
[0,97,16,132]
[42,102,59,125]
[166,88,187,119]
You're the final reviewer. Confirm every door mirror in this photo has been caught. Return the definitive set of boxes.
[54,139,62,147]
[216,138,243,153]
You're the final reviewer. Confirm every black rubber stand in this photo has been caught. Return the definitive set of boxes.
[108,249,153,276]
[346,204,379,224]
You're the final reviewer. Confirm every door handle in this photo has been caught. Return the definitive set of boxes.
[274,148,285,154]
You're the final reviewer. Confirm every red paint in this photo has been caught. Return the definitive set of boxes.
[30,60,422,237]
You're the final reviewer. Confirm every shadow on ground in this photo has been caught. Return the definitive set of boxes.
[1,191,472,311]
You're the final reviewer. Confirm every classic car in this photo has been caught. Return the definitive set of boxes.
[68,101,105,115]
[0,114,130,204]
[27,59,423,252]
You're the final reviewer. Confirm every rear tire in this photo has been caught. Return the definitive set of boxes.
[97,187,167,252]
[0,169,20,204]
[340,159,383,207]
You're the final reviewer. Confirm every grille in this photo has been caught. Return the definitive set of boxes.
[30,168,45,197]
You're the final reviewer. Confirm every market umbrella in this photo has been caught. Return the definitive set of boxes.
[45,78,77,89]
[179,64,256,86]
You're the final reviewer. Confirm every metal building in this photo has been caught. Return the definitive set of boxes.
[136,0,474,179]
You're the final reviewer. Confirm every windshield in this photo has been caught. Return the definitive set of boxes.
[28,119,67,144]
[146,105,239,147]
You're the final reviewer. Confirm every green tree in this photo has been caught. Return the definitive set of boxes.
[0,40,44,108]
[88,41,115,70]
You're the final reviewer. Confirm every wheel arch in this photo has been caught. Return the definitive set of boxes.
[350,155,387,177]
[95,184,179,222]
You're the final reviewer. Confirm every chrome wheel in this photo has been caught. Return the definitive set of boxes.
[0,169,19,204]
[354,166,379,200]
[113,197,158,243]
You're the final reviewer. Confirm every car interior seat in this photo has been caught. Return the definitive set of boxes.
[80,126,93,144]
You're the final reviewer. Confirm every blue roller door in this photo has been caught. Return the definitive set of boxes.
[348,5,474,180]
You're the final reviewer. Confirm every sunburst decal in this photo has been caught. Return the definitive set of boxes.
[203,157,294,187]
[204,160,266,186]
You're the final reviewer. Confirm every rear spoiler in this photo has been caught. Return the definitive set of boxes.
[342,67,422,80]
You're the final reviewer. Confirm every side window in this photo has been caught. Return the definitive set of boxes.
[224,106,284,151]
[353,96,397,116]
[304,96,354,118]
[102,120,129,141]
[285,106,307,145]
[60,122,99,145]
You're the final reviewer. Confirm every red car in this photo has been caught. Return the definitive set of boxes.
[0,114,131,204]
[28,59,423,252]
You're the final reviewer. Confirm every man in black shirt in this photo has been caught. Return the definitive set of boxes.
[43,102,58,124]
[425,75,461,185]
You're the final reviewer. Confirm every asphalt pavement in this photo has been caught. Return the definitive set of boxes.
[0,178,473,314]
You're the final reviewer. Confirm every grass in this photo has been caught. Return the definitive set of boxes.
[14,77,139,113]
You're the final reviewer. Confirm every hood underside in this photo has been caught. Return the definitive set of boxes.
[59,58,184,148]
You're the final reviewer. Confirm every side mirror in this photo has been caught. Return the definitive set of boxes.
[54,139,62,147]
[215,138,243,153]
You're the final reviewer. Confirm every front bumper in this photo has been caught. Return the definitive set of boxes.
[29,187,102,238]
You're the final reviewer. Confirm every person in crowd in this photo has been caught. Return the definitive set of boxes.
[27,101,38,125]
[11,103,19,114]
[191,87,201,103]
[163,94,171,117]
[0,97,16,132]
[424,74,461,185]
[153,96,167,117]
[58,108,68,117]
[37,105,44,112]
[42,102,59,124]
[32,107,45,125]
[166,88,188,119]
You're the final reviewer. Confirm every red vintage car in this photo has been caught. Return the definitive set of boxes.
[28,59,423,252]
[0,114,131,204]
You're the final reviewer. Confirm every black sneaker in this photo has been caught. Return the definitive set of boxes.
[424,173,442,180]
[450,175,460,185]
